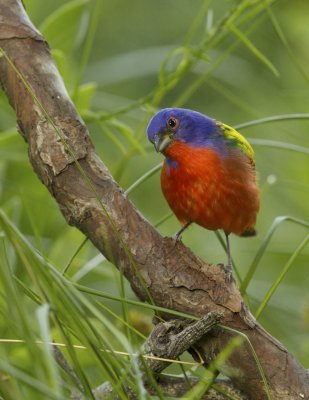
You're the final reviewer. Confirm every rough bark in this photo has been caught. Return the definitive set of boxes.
[92,376,247,400]
[88,313,246,400]
[0,1,308,399]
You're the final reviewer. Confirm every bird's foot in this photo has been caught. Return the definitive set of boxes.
[225,263,233,283]
[173,222,192,243]
[218,263,233,283]
[173,231,182,242]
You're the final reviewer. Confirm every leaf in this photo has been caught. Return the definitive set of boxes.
[227,22,279,77]
[74,82,97,114]
[107,118,146,155]
[0,128,28,162]
[39,0,89,53]
[51,49,73,87]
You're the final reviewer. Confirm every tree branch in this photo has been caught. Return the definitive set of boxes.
[142,312,221,373]
[92,376,247,400]
[80,313,247,399]
[0,1,308,399]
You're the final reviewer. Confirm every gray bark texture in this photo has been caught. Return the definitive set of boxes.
[0,1,308,399]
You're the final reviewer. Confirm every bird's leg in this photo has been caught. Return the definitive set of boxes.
[174,221,192,241]
[225,232,233,282]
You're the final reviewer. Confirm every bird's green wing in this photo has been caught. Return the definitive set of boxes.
[216,121,255,164]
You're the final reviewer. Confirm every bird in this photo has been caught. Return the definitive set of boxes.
[147,108,260,281]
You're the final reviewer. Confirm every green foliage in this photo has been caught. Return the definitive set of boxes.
[39,0,90,54]
[0,0,308,398]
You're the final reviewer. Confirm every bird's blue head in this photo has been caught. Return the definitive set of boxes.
[147,108,222,153]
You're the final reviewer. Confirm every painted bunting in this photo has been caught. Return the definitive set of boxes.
[147,108,260,280]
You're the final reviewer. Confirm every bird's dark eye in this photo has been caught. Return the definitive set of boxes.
[167,116,179,130]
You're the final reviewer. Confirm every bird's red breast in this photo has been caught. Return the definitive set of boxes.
[161,141,259,236]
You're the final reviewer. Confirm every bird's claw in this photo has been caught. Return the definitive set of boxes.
[224,264,233,283]
[173,232,182,242]
[172,234,183,247]
[173,222,192,243]
[218,263,233,283]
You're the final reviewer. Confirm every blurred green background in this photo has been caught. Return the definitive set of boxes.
[0,0,308,398]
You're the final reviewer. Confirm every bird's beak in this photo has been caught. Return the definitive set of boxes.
[152,132,172,153]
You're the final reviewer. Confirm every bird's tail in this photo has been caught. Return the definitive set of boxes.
[241,228,257,237]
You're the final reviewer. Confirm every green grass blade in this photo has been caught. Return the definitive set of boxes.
[93,298,146,340]
[0,47,157,310]
[174,1,274,107]
[235,113,309,130]
[0,128,18,144]
[184,336,244,399]
[185,0,213,45]
[72,0,103,98]
[87,92,154,122]
[154,212,173,228]
[240,216,309,294]
[39,0,89,54]
[0,361,64,400]
[125,163,162,195]
[0,237,38,342]
[266,4,309,82]
[13,276,43,305]
[36,304,62,395]
[107,118,146,155]
[0,209,141,398]
[255,234,309,319]
[227,23,279,76]
[117,271,132,344]
[219,325,273,400]
[249,139,309,154]
[62,237,88,275]
[97,120,127,154]
[72,253,106,281]
[74,282,198,320]
[207,79,259,117]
